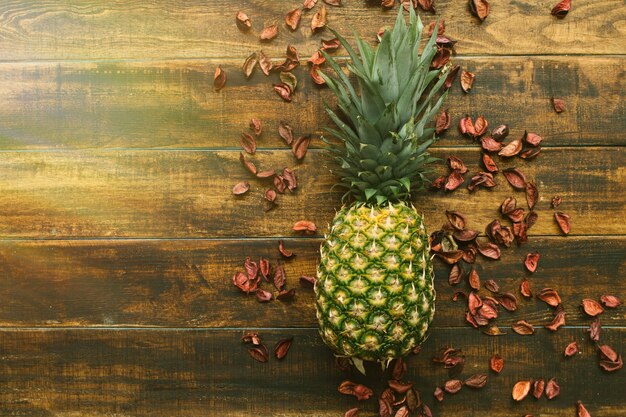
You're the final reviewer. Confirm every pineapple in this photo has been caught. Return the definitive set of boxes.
[314,8,449,369]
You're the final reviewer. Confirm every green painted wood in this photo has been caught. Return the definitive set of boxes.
[0,237,622,328]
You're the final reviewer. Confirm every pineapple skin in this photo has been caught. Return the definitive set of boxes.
[315,202,435,362]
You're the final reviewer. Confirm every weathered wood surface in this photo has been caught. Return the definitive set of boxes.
[0,328,623,416]
[0,237,622,328]
[0,57,623,149]
[0,148,622,238]
[0,0,624,60]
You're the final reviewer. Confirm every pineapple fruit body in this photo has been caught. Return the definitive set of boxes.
[315,202,435,362]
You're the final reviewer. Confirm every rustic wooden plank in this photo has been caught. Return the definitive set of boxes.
[0,57,623,149]
[0,1,623,60]
[0,237,623,328]
[0,328,623,416]
[0,148,622,238]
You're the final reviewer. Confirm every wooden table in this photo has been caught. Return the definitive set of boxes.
[0,1,624,416]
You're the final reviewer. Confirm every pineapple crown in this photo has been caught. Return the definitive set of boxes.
[318,7,449,205]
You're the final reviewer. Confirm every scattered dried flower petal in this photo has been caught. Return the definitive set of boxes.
[243,52,258,78]
[258,51,273,75]
[545,378,560,400]
[444,65,460,89]
[554,211,571,234]
[292,135,311,160]
[499,138,523,157]
[213,65,226,91]
[311,5,328,31]
[273,83,293,102]
[490,354,504,373]
[551,0,572,18]
[444,379,463,394]
[232,181,250,195]
[512,380,532,401]
[260,24,279,41]
[478,242,501,260]
[533,378,545,399]
[577,401,591,417]
[520,278,532,298]
[512,320,534,335]
[551,97,566,113]
[436,110,451,135]
[274,337,293,359]
[285,8,302,31]
[581,299,604,317]
[470,0,490,20]
[588,317,601,342]
[248,345,269,362]
[565,341,579,357]
[538,288,561,307]
[445,170,465,191]
[256,289,273,302]
[524,252,540,273]
[546,306,566,331]
[460,70,476,92]
[236,11,252,30]
[465,374,488,388]
[600,294,622,308]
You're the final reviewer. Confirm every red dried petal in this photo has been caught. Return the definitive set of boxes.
[445,170,465,191]
[276,288,296,301]
[525,132,543,146]
[546,306,566,331]
[468,291,483,315]
[418,0,435,12]
[431,47,451,69]
[278,121,294,145]
[388,380,413,395]
[490,354,504,373]
[236,11,252,30]
[444,65,460,89]
[259,258,270,281]
[293,220,317,233]
[233,271,257,294]
[499,138,523,157]
[474,116,489,137]
[538,288,561,307]
[478,242,500,260]
[213,65,226,91]
[503,168,527,189]
[495,292,518,312]
[260,24,279,41]
[467,172,497,191]
[551,97,566,113]
[464,374,488,388]
[459,114,476,137]
[545,378,560,400]
[453,229,479,242]
[436,110,451,135]
[436,250,464,264]
[512,320,534,335]
[321,37,340,51]
[448,263,463,285]
[577,401,591,417]
[292,135,311,160]
[525,181,538,210]
[310,64,326,85]
[551,0,571,18]
[248,345,269,362]
[278,240,294,258]
[600,294,622,308]
[468,267,480,291]
[445,210,466,231]
[273,264,286,290]
[274,337,293,359]
[240,132,257,154]
[308,50,326,65]
[391,357,407,380]
[444,379,463,394]
[533,378,545,399]
[588,317,601,342]
[241,331,262,345]
[507,208,526,223]
[524,252,540,273]
[299,275,316,286]
[303,0,318,9]
[311,5,328,31]
[232,181,250,195]
[255,289,273,302]
[258,51,273,76]
[564,341,579,357]
[273,83,293,102]
[520,278,532,298]
[481,153,498,173]
[481,136,503,152]
[282,168,297,191]
[448,156,468,174]
[264,188,277,202]
[285,8,302,31]
[460,70,475,93]
[470,0,491,21]
[581,299,604,317]
[512,380,531,401]
[344,408,360,417]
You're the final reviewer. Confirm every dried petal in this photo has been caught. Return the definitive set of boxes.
[299,275,316,287]
[490,354,504,373]
[525,181,538,210]
[392,357,407,380]
[282,168,297,191]
[474,116,489,137]
[278,240,294,258]
[274,337,293,359]
[470,0,491,21]
[546,306,566,331]
[258,51,273,75]
[236,11,252,30]
[278,121,294,145]
[481,137,503,152]
[264,188,277,202]
[538,288,561,307]
[431,47,451,69]
[588,318,601,342]
[406,387,421,410]
[520,278,532,298]
[232,181,250,195]
[545,378,560,400]
[292,135,311,160]
[491,125,509,140]
[499,138,523,157]
[599,355,623,372]
[260,24,279,41]
[320,38,340,52]
[551,97,566,113]
[418,0,435,12]
[468,267,480,291]
[273,264,286,289]
[500,197,517,215]
[344,408,360,417]
[379,397,393,417]
[555,211,572,234]
[551,195,562,208]
[323,0,341,5]
[484,280,499,293]
[445,210,466,231]
[381,0,395,8]
[436,250,464,264]
[459,114,476,137]
[241,331,262,345]
[243,52,258,78]
[495,292,518,312]
[599,345,618,362]
[524,252,540,273]
[310,64,326,85]
[285,8,302,31]
[388,380,413,395]
[303,0,318,9]
[512,320,534,335]
[280,71,298,92]
[564,341,579,357]
[259,258,270,281]
[460,70,475,93]
[577,401,591,417]
[444,65,461,89]
[311,5,328,31]
[465,374,487,388]
[503,168,527,189]
[468,291,483,315]
[551,0,572,18]
[248,345,269,362]
[525,132,542,146]
[520,146,542,159]
[445,170,465,191]
[453,229,479,242]
[581,299,604,317]
[436,110,451,135]
[533,378,545,399]
[467,172,496,191]
[276,288,296,301]
[525,211,539,229]
[512,381,532,402]
[444,379,463,394]
[292,220,316,234]
[448,264,463,286]
[256,289,273,302]
[273,83,292,102]
[213,65,226,91]
[600,294,622,308]
[240,132,257,154]
[233,271,257,294]
[478,242,500,260]
[393,406,409,417]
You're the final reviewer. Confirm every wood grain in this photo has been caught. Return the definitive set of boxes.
[0,148,622,238]
[0,328,623,416]
[0,57,623,149]
[0,237,623,328]
[0,1,623,60]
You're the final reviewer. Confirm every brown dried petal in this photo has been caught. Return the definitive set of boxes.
[500,197,517,215]
[555,211,571,234]
[311,5,328,31]
[524,252,540,273]
[278,121,294,145]
[444,65,461,89]
[323,0,341,5]
[241,331,262,345]
[464,374,488,389]
[481,136,503,152]
[589,317,601,342]
[243,52,258,78]
[499,138,523,157]
[381,0,395,8]
[282,168,297,191]
[273,337,293,359]
[599,355,623,372]
[520,146,542,159]
[474,116,489,137]
[379,397,393,417]
[393,406,409,417]
[418,0,435,12]
[232,181,250,195]
[256,289,273,302]
[512,380,532,401]
[310,64,326,85]
[436,250,464,264]
[495,292,518,312]
[233,271,256,294]
[444,379,463,394]
[277,288,296,301]
[468,267,480,291]
[299,275,316,287]
[490,354,504,373]
[292,220,316,233]
[546,306,566,331]
[213,65,226,91]
[264,188,277,202]
[280,71,298,91]
[320,38,340,51]
[577,401,591,417]
[278,240,294,258]
[303,0,318,9]
[601,294,622,308]
[565,341,579,357]
[470,0,491,20]
[503,168,527,189]
[533,378,545,399]
[512,320,534,335]
[240,132,257,154]
[445,170,465,191]
[248,345,269,362]
[467,172,497,191]
[581,299,604,317]
[545,378,560,400]
[460,70,475,93]
[520,278,532,298]
[445,210,466,231]
[273,264,286,289]
[391,357,407,380]
[388,380,413,395]
[599,345,618,362]
[260,24,279,41]
[551,0,572,18]
[525,211,539,229]
[478,242,500,260]
[285,8,302,31]
[525,132,542,146]
[447,156,468,174]
[507,208,526,223]
[525,181,538,210]
[258,51,273,75]
[431,47,451,69]
[344,408,360,417]
[436,109,451,135]
[292,135,311,160]
[551,97,566,113]
[259,258,270,281]
[491,125,509,140]
[459,115,476,137]
[453,229,479,243]
[448,263,463,286]
[273,83,292,102]
[468,291,483,315]
[538,288,561,307]
[236,11,252,30]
